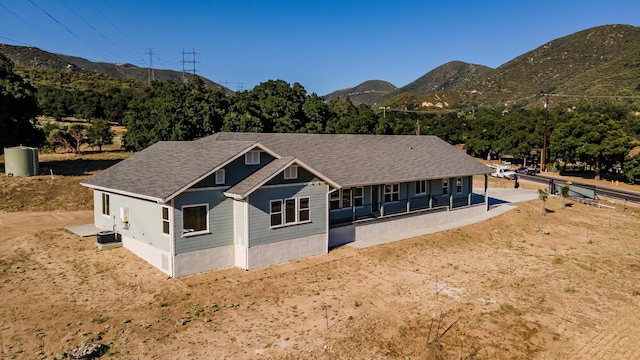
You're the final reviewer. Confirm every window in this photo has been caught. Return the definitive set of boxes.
[299,197,310,222]
[342,188,352,208]
[270,197,311,227]
[270,200,282,227]
[384,184,399,202]
[456,177,463,193]
[416,180,427,195]
[285,198,296,224]
[283,166,298,180]
[182,204,208,235]
[329,191,340,210]
[215,169,225,185]
[353,187,363,207]
[442,179,449,195]
[245,150,260,165]
[162,206,170,235]
[101,193,110,216]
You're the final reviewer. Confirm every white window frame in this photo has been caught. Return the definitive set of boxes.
[215,169,225,185]
[101,193,110,216]
[181,203,209,237]
[342,188,352,208]
[298,197,310,222]
[416,180,427,196]
[283,165,298,180]
[161,206,170,236]
[384,184,400,203]
[442,179,449,195]
[456,177,463,193]
[270,200,283,227]
[284,198,297,224]
[353,187,364,207]
[245,150,260,165]
[329,190,340,210]
[270,197,311,228]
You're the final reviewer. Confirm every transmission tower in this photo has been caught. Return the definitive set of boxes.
[180,48,198,82]
[237,82,243,92]
[144,49,155,84]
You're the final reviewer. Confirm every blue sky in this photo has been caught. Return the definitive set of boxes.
[1,0,639,95]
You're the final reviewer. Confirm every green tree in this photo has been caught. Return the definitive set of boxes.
[87,119,114,151]
[550,112,631,180]
[0,52,42,150]
[49,124,87,155]
[624,146,640,184]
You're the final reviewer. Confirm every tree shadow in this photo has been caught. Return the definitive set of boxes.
[39,158,123,176]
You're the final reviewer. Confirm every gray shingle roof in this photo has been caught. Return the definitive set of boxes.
[224,156,340,199]
[199,133,492,187]
[83,132,491,202]
[81,140,260,202]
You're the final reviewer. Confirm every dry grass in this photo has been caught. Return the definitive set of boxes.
[1,174,640,359]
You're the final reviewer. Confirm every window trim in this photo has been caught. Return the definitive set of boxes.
[101,193,110,216]
[161,206,171,236]
[342,188,352,208]
[181,203,209,237]
[215,169,225,185]
[442,179,449,195]
[353,187,364,207]
[329,190,340,210]
[298,197,310,222]
[415,180,427,196]
[456,177,463,193]
[270,200,283,227]
[283,165,298,180]
[270,196,311,229]
[384,183,400,203]
[245,150,260,165]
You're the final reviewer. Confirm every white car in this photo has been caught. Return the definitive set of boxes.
[490,166,517,180]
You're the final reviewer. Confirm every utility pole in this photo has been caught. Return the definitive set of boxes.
[379,106,389,118]
[541,94,549,172]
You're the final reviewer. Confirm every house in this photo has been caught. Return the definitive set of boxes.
[81,133,492,277]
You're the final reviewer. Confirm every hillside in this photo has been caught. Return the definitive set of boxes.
[0,44,229,92]
[323,80,397,105]
[333,24,640,109]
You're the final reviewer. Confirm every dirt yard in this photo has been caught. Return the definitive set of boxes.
[1,173,640,359]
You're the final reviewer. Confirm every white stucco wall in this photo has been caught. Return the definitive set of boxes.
[354,205,487,243]
[246,233,326,270]
[121,234,172,276]
[173,245,235,277]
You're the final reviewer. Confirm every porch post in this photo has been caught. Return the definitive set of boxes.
[406,183,410,213]
[484,174,489,211]
[428,180,433,209]
[467,176,472,206]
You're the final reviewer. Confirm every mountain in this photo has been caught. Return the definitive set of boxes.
[0,44,230,92]
[323,80,397,105]
[330,24,640,109]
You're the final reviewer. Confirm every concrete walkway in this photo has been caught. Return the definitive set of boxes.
[349,188,539,249]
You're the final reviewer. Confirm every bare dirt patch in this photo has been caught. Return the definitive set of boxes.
[1,183,640,359]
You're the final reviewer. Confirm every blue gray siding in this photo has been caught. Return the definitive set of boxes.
[173,189,234,254]
[248,183,327,247]
[93,191,170,252]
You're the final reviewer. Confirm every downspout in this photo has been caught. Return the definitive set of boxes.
[245,196,250,270]
[169,199,176,278]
